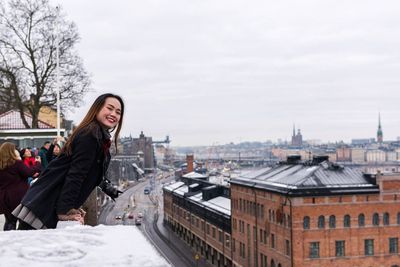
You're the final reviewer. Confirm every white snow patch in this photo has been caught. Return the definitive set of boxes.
[0,224,170,267]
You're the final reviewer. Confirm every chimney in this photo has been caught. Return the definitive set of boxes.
[186,154,194,173]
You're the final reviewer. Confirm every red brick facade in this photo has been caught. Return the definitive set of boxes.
[230,173,400,267]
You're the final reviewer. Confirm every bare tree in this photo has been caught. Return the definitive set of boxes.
[0,0,90,128]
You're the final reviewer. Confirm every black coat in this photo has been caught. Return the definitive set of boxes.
[20,123,111,228]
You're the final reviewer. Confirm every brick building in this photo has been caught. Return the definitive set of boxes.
[230,156,400,267]
[163,178,233,267]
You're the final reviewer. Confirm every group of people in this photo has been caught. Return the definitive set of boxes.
[0,93,124,231]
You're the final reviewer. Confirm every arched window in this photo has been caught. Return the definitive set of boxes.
[344,215,351,228]
[358,213,365,227]
[278,264,282,267]
[329,215,336,228]
[318,215,325,229]
[373,213,379,226]
[303,216,310,229]
[271,259,276,267]
[383,212,390,225]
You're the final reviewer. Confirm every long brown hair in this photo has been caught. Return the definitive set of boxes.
[63,93,124,155]
[0,142,19,170]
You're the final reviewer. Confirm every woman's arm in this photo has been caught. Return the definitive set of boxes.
[15,160,41,180]
[56,131,99,215]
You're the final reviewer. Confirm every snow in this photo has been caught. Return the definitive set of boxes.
[0,224,170,267]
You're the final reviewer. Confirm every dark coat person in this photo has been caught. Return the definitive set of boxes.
[0,142,41,230]
[13,93,125,230]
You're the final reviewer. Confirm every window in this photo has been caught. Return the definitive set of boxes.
[358,213,365,227]
[372,213,379,226]
[271,234,275,248]
[318,215,325,229]
[303,216,310,229]
[344,215,351,228]
[218,230,223,243]
[389,238,398,254]
[384,212,390,225]
[207,224,210,235]
[335,240,345,257]
[329,215,336,228]
[364,239,374,256]
[309,242,320,258]
[397,212,400,225]
[285,239,290,256]
[212,227,216,238]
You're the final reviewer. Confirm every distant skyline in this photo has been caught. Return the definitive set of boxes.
[50,0,400,146]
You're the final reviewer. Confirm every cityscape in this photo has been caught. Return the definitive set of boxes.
[1,0,400,267]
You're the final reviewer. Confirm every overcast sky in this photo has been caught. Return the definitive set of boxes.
[50,0,400,146]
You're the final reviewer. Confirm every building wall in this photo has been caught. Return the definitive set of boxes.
[163,190,233,267]
[230,174,400,267]
[231,184,291,267]
[351,148,366,163]
[366,150,386,162]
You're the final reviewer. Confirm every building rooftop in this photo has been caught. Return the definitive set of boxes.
[0,110,54,129]
[164,181,231,216]
[231,161,380,196]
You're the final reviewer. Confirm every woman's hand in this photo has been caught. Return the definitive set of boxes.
[58,208,85,224]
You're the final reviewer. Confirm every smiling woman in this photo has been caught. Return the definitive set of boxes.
[12,93,125,230]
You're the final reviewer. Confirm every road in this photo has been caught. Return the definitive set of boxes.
[98,172,210,267]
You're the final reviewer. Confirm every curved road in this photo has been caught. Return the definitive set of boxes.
[98,173,207,267]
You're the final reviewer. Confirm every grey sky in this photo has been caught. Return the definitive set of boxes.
[51,0,400,146]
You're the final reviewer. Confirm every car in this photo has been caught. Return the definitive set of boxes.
[144,187,150,194]
[137,212,143,218]
[128,213,134,219]
[135,218,142,225]
[115,215,122,220]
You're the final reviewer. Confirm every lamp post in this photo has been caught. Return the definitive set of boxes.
[55,6,61,137]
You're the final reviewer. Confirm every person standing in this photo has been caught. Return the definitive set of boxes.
[0,142,41,230]
[38,141,51,168]
[13,93,124,230]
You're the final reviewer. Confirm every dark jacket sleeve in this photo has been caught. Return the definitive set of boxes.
[46,144,55,163]
[56,131,99,215]
[15,160,41,180]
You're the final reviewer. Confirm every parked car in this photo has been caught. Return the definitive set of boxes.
[137,212,143,218]
[135,218,142,225]
[115,215,122,220]
[128,213,134,219]
[144,187,150,194]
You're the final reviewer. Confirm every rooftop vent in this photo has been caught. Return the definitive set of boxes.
[287,155,301,164]
[312,155,329,164]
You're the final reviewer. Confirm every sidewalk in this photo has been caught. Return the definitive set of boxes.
[156,212,212,267]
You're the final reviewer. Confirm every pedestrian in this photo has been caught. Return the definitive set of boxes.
[0,142,41,230]
[38,141,51,168]
[20,148,36,167]
[13,93,124,230]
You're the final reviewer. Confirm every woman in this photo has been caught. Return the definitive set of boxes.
[0,142,41,230]
[13,93,124,229]
[20,148,36,167]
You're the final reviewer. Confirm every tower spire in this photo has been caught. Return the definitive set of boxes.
[377,112,383,144]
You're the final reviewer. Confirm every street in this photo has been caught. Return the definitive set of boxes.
[98,172,210,267]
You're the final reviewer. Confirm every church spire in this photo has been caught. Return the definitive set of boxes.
[377,113,383,143]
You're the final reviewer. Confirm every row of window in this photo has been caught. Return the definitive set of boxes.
[233,198,265,218]
[303,212,400,229]
[309,238,399,258]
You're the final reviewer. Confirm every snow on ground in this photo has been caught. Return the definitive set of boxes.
[0,224,170,267]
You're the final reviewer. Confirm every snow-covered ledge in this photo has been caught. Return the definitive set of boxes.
[0,224,170,267]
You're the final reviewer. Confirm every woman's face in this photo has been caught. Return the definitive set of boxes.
[53,145,60,155]
[96,97,122,129]
[23,149,31,158]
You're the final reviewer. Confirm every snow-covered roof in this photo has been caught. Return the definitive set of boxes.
[0,110,54,129]
[0,224,170,266]
[182,172,208,179]
[164,181,184,191]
